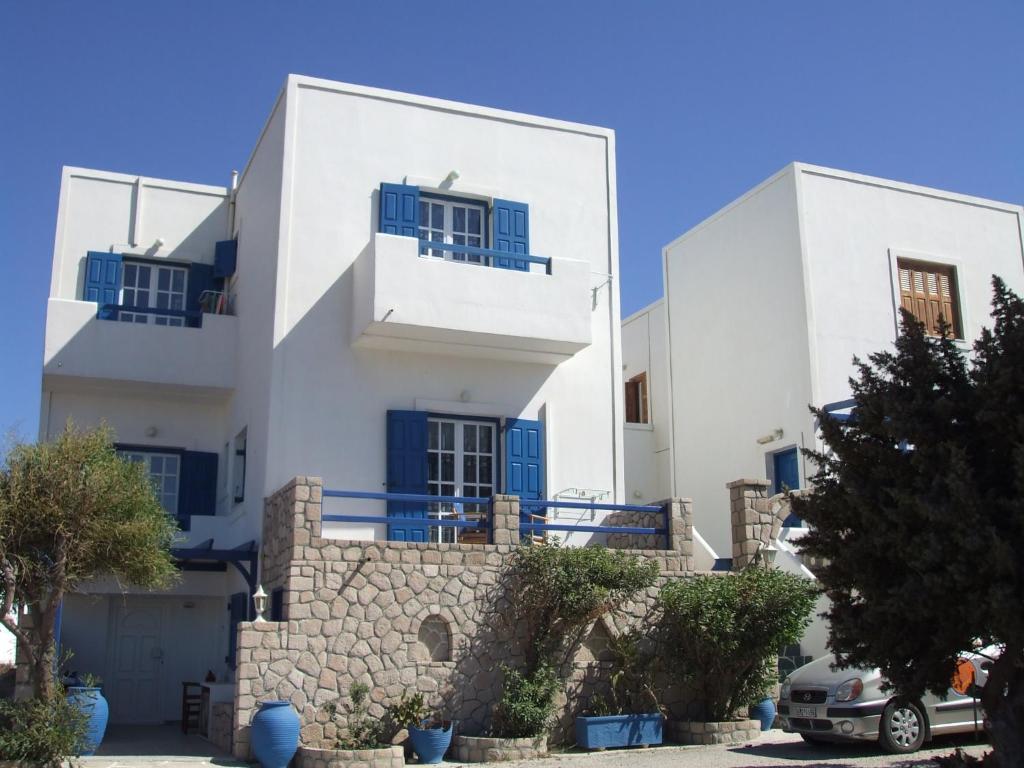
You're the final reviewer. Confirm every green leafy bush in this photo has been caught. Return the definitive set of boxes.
[0,686,88,766]
[510,541,659,667]
[325,683,384,749]
[600,628,660,715]
[657,567,817,722]
[491,664,559,738]
[385,690,430,730]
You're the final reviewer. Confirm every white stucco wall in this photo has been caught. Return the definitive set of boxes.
[621,300,672,505]
[797,166,1024,409]
[663,168,812,555]
[261,77,624,510]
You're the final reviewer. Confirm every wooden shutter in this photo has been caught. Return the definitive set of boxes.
[83,251,123,320]
[504,418,545,527]
[625,373,648,424]
[379,183,420,237]
[385,410,429,542]
[493,199,530,271]
[897,260,960,337]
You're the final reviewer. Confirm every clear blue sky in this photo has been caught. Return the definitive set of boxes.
[1,1,1021,438]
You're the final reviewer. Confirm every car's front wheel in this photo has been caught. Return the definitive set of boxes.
[879,700,926,754]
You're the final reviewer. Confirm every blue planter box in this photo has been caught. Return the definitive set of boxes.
[575,714,663,749]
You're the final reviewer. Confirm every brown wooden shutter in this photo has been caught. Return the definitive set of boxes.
[897,260,960,337]
[624,372,649,424]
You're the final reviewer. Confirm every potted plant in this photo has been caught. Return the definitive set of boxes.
[301,683,404,768]
[64,672,109,756]
[575,630,663,750]
[386,691,453,764]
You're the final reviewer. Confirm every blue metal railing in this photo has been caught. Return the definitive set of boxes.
[820,398,857,423]
[519,499,670,549]
[98,304,203,326]
[321,489,492,538]
[417,239,551,274]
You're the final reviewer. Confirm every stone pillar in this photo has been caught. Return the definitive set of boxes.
[260,476,323,599]
[653,498,694,570]
[727,478,778,570]
[490,494,520,546]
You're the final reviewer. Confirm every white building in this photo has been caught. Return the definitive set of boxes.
[41,76,623,724]
[624,162,1024,560]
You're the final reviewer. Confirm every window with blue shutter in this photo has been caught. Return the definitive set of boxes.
[179,451,218,532]
[492,199,530,271]
[379,183,420,237]
[505,418,545,525]
[771,447,803,527]
[83,251,123,320]
[186,262,216,328]
[386,410,429,542]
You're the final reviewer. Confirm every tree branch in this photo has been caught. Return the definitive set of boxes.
[0,560,37,662]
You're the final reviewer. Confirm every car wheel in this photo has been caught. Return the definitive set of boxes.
[879,700,926,754]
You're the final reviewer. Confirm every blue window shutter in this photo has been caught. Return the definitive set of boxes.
[505,418,545,525]
[214,240,237,278]
[186,262,217,328]
[379,183,419,237]
[493,200,529,271]
[179,451,218,531]
[386,410,429,542]
[773,447,803,526]
[226,592,248,669]
[83,251,122,320]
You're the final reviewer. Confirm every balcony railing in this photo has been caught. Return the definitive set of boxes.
[99,304,203,324]
[520,499,670,549]
[417,239,551,274]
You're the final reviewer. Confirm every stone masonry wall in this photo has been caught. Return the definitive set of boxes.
[728,479,781,570]
[604,499,692,554]
[232,479,698,757]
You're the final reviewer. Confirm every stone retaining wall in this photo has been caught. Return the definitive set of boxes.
[453,735,548,762]
[297,745,405,768]
[666,719,762,745]
[232,478,699,758]
[210,702,233,755]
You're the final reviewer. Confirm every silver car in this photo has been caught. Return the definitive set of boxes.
[778,649,995,753]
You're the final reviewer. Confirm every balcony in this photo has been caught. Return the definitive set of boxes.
[352,233,592,365]
[43,298,237,396]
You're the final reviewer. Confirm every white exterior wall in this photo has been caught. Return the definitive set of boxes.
[797,166,1024,409]
[663,168,812,556]
[262,77,624,511]
[621,300,672,504]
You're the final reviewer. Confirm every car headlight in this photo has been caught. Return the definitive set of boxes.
[780,678,792,701]
[835,677,863,702]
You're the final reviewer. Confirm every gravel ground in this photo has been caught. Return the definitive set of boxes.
[469,731,992,768]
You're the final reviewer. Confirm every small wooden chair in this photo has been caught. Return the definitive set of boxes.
[181,681,202,734]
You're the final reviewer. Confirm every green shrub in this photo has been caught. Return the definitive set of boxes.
[324,683,384,749]
[510,541,659,667]
[657,567,817,721]
[0,687,88,766]
[491,664,559,738]
[385,690,430,730]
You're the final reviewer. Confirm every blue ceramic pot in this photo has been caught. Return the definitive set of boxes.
[66,687,109,756]
[409,721,453,764]
[749,697,777,731]
[251,701,300,768]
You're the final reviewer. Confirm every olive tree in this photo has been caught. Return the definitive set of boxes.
[0,423,179,700]
[794,278,1024,766]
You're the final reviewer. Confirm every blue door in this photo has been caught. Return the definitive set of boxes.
[386,410,429,542]
[505,419,544,526]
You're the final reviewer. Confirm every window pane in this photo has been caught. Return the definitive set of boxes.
[137,289,150,307]
[156,293,169,309]
[468,208,481,234]
[441,453,454,482]
[171,294,184,310]
[441,422,454,451]
[150,456,163,473]
[165,455,179,474]
[463,424,477,452]
[431,203,443,229]
[124,264,137,283]
[419,201,429,226]
[464,455,477,482]
[453,206,466,232]
[172,271,185,292]
[158,269,170,291]
[480,485,493,498]
[441,483,455,497]
[480,455,492,482]
[464,484,478,498]
[428,453,438,482]
[163,476,176,494]
[138,266,151,284]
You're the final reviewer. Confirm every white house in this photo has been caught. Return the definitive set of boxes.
[624,162,1024,560]
[40,76,623,725]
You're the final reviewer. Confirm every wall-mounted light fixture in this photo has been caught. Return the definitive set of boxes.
[444,170,460,184]
[252,584,268,622]
[154,237,166,249]
[756,428,784,445]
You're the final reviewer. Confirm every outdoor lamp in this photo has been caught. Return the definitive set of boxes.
[253,584,268,622]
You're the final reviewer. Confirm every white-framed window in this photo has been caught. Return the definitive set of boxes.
[426,418,495,542]
[418,197,486,263]
[120,451,180,516]
[120,261,188,326]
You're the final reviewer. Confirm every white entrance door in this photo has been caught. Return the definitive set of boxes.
[109,600,164,724]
